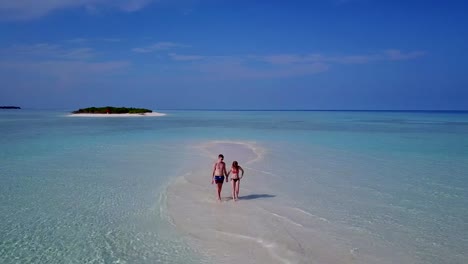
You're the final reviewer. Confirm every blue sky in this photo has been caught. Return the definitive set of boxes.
[0,0,467,110]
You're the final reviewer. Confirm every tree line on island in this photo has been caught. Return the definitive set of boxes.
[0,106,21,109]
[72,107,152,114]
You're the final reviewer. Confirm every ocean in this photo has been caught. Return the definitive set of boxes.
[0,110,467,264]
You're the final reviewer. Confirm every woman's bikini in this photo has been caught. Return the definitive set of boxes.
[231,167,240,182]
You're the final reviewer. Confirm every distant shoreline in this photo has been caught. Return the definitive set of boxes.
[68,112,166,117]
[0,106,21,109]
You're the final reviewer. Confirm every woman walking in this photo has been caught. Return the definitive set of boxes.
[227,161,244,201]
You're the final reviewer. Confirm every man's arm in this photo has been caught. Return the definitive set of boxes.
[223,164,229,182]
[211,163,216,184]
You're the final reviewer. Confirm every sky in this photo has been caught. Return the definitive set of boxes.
[0,0,467,110]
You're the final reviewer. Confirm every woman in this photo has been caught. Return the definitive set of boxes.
[227,161,244,201]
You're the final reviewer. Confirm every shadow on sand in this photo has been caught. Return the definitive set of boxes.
[239,194,276,200]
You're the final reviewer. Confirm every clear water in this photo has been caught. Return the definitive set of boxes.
[1,110,467,263]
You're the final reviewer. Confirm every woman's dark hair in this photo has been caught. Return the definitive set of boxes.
[232,161,238,168]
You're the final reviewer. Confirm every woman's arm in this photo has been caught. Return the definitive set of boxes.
[240,166,245,178]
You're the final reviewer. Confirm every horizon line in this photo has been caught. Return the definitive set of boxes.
[6,108,468,113]
[159,109,468,113]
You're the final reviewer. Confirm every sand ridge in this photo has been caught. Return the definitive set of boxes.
[163,140,417,264]
[163,141,361,264]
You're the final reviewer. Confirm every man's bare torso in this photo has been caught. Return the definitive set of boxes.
[214,161,225,176]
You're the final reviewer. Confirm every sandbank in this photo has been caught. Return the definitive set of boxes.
[163,141,373,264]
[163,140,418,264]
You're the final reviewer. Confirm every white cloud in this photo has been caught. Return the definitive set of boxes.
[0,40,129,89]
[2,43,96,60]
[195,61,329,80]
[0,0,154,20]
[101,38,123,42]
[254,50,425,65]
[168,53,205,61]
[66,38,89,44]
[1,41,425,83]
[256,54,323,65]
[328,54,378,64]
[119,0,152,12]
[161,54,328,79]
[132,42,189,53]
[0,60,129,89]
[384,49,425,61]
[0,60,129,74]
[65,38,124,44]
[163,49,424,79]
[61,48,95,60]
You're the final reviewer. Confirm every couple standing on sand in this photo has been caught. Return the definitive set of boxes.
[211,154,245,201]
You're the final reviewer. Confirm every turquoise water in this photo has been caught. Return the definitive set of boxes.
[1,110,467,263]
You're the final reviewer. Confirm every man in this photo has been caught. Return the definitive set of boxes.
[212,154,228,201]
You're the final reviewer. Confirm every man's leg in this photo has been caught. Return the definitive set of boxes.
[217,182,222,200]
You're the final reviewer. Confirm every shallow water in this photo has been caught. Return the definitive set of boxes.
[1,110,467,263]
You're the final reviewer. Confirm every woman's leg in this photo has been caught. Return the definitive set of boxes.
[235,180,240,200]
[231,180,236,200]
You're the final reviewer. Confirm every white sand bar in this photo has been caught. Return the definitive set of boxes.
[68,112,166,117]
[162,141,414,264]
[164,141,387,264]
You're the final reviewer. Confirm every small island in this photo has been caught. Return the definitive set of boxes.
[70,106,166,117]
[72,106,152,114]
[0,106,21,109]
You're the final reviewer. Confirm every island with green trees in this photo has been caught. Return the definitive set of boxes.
[72,106,152,114]
[0,106,21,109]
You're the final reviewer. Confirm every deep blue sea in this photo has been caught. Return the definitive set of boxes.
[1,110,467,263]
